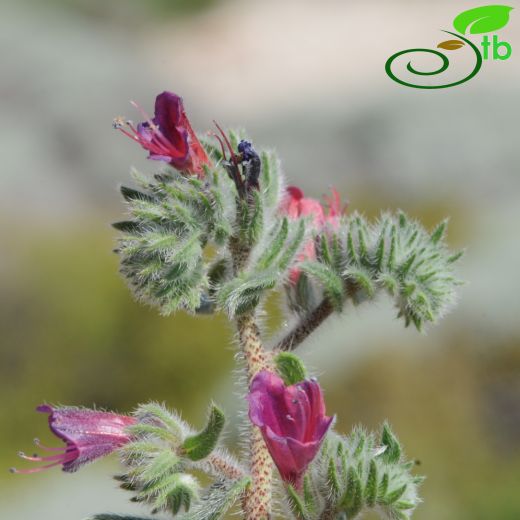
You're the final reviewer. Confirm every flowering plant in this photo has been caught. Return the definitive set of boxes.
[13,91,462,520]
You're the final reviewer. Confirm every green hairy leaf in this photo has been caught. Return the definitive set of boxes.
[453,5,513,34]
[381,422,402,464]
[290,211,462,331]
[115,167,238,316]
[275,352,308,385]
[118,402,243,517]
[301,261,345,310]
[183,404,225,461]
[287,484,310,520]
[216,215,305,317]
[289,425,422,519]
[179,477,251,520]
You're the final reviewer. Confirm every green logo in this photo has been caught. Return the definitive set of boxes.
[385,5,513,89]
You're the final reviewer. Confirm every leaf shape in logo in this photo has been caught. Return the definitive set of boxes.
[437,39,465,50]
[453,5,513,34]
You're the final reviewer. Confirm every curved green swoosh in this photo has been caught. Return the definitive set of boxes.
[385,31,482,89]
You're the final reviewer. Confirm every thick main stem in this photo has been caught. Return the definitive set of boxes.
[230,213,274,519]
[237,312,274,520]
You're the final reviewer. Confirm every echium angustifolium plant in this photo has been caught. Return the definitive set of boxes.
[12,91,463,520]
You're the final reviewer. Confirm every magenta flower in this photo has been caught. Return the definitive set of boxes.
[114,91,211,177]
[12,405,136,474]
[248,371,333,488]
[280,186,345,282]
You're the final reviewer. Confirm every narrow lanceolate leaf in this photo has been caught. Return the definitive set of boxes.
[134,401,187,438]
[180,478,251,520]
[378,473,389,501]
[164,475,199,514]
[247,189,264,246]
[140,473,197,514]
[327,456,341,498]
[278,219,306,270]
[430,219,447,244]
[303,475,317,514]
[286,484,309,520]
[257,217,289,269]
[319,234,333,266]
[374,231,386,271]
[381,484,407,505]
[183,405,225,461]
[300,261,344,310]
[112,220,141,233]
[135,449,180,484]
[120,185,155,202]
[387,224,397,271]
[259,150,283,211]
[216,271,278,316]
[447,250,464,264]
[344,268,375,299]
[381,423,401,464]
[275,352,308,385]
[341,466,363,517]
[365,459,378,506]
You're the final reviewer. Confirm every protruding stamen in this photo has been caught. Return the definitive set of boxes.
[33,438,66,451]
[10,460,65,474]
[18,451,70,462]
[213,121,238,165]
[130,100,154,125]
[12,447,78,474]
[209,131,228,161]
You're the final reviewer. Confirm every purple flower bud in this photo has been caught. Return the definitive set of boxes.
[248,371,333,488]
[12,405,136,474]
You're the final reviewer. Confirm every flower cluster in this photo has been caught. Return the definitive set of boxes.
[11,89,457,520]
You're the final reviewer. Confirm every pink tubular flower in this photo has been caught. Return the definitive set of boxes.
[280,186,344,282]
[114,91,211,177]
[11,405,136,474]
[248,371,333,489]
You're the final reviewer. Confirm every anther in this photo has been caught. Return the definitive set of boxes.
[112,116,126,129]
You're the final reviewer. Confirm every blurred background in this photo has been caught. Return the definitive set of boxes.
[1,0,519,518]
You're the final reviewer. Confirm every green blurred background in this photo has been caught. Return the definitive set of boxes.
[1,0,519,518]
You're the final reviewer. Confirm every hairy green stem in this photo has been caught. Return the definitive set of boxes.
[275,298,334,351]
[237,312,274,520]
[206,452,245,480]
[230,218,274,519]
